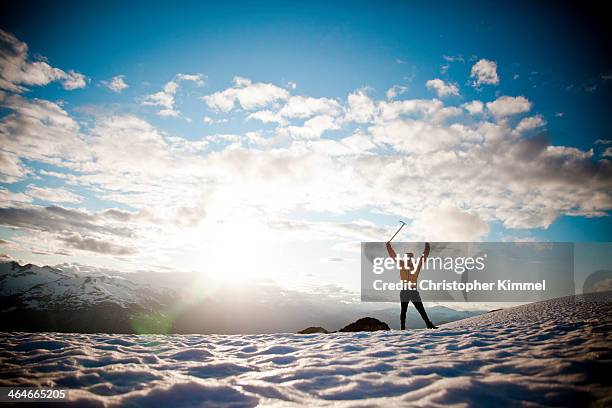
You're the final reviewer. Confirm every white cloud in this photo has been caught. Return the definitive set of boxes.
[281,115,340,140]
[101,75,128,93]
[88,115,175,175]
[202,76,289,112]
[462,100,484,115]
[247,110,286,124]
[0,150,29,183]
[143,73,205,117]
[377,98,442,122]
[515,115,546,133]
[26,185,83,203]
[278,96,341,119]
[2,84,611,275]
[412,205,490,241]
[386,85,407,100]
[603,147,612,158]
[426,78,459,97]
[470,59,499,86]
[486,96,531,117]
[346,90,376,123]
[0,29,87,92]
[203,116,228,125]
[443,55,465,63]
[0,187,32,204]
[61,70,88,90]
[0,93,89,166]
[247,95,342,126]
[370,119,468,154]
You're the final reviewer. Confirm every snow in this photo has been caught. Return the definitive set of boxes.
[0,262,168,310]
[0,292,610,407]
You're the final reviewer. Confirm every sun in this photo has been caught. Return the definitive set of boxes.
[197,219,278,285]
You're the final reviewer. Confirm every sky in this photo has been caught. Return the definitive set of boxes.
[0,1,611,293]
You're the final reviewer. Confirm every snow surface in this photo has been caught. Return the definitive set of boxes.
[0,293,610,407]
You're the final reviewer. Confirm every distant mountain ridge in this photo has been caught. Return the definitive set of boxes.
[0,261,172,310]
[0,261,484,334]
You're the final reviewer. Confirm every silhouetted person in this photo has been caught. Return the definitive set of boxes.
[386,241,437,330]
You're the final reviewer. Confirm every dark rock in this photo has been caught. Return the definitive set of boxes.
[339,317,390,332]
[298,326,329,334]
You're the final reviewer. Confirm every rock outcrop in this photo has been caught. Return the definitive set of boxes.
[339,317,390,332]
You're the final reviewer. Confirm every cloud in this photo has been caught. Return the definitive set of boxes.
[486,96,531,117]
[0,150,29,183]
[470,59,499,86]
[0,187,32,204]
[1,83,611,272]
[0,29,87,92]
[280,115,340,140]
[57,232,135,256]
[346,89,376,123]
[369,119,467,154]
[0,93,89,167]
[247,110,286,125]
[0,206,135,238]
[245,94,344,131]
[0,205,140,257]
[515,115,546,133]
[101,75,128,93]
[61,70,88,90]
[87,115,179,176]
[386,85,408,100]
[443,55,465,63]
[462,100,484,115]
[25,185,83,203]
[377,98,442,121]
[603,147,612,158]
[143,73,205,117]
[426,78,459,97]
[412,205,490,241]
[202,76,289,112]
[278,96,341,119]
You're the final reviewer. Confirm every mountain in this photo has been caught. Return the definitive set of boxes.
[0,261,172,309]
[0,261,484,333]
[0,261,174,333]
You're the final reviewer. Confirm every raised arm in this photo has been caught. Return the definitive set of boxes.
[386,241,397,260]
[414,242,430,277]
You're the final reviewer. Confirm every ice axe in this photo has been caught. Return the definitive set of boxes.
[388,220,407,242]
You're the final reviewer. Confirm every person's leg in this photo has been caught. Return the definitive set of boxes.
[410,291,437,329]
[400,301,408,330]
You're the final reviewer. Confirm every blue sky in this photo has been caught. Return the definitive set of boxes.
[0,1,611,291]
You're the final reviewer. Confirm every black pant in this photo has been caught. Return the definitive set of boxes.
[400,290,432,329]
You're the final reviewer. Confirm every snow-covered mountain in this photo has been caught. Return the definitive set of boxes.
[0,261,175,333]
[0,261,171,311]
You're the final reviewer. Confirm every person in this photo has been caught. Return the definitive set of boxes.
[386,241,437,330]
